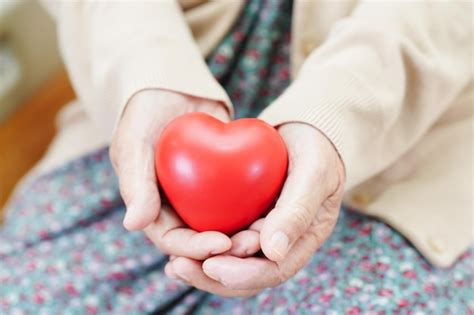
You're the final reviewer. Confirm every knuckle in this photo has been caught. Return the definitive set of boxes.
[159,240,173,254]
[289,203,314,232]
[306,224,323,246]
[144,230,169,254]
[325,195,343,212]
[305,217,336,250]
[118,181,133,205]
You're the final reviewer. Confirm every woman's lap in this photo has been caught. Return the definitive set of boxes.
[1,148,472,314]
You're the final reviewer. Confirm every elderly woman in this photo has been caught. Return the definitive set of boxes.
[0,0,472,313]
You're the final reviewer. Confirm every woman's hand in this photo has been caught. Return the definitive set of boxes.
[164,123,345,296]
[110,89,233,260]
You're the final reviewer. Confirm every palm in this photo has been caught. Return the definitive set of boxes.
[110,90,233,260]
[111,91,345,297]
[164,123,345,297]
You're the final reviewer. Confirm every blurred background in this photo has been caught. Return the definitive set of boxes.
[0,0,75,215]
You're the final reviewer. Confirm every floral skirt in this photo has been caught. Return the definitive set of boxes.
[1,0,472,314]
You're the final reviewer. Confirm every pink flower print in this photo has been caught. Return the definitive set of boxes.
[378,288,393,297]
[345,286,359,295]
[33,293,45,304]
[346,306,362,315]
[359,224,372,236]
[398,298,410,308]
[319,292,333,303]
[215,54,227,64]
[247,48,260,59]
[403,270,417,279]
[64,282,79,296]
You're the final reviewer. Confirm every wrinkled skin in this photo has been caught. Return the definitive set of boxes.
[110,90,345,297]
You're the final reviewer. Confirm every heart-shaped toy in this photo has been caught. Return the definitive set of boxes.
[155,112,288,235]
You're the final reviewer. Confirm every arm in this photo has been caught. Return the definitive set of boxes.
[40,0,231,139]
[166,2,473,296]
[260,1,472,189]
[40,0,236,258]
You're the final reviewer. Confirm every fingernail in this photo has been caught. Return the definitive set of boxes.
[210,247,228,255]
[270,231,289,259]
[208,237,232,255]
[202,265,220,281]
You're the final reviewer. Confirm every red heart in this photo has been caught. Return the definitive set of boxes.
[155,112,288,235]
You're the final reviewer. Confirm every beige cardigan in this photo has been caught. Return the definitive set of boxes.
[36,0,473,268]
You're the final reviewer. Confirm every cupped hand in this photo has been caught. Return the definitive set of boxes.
[164,123,345,296]
[110,89,232,260]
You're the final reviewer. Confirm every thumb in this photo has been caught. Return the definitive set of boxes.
[259,164,326,262]
[111,133,161,231]
[259,125,335,262]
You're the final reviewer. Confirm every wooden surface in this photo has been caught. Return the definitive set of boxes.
[0,69,75,215]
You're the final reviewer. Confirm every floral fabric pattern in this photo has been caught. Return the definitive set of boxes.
[207,0,291,119]
[1,0,473,314]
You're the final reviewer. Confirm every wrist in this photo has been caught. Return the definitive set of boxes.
[278,122,346,186]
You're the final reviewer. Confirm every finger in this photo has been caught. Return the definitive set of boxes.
[259,146,327,261]
[111,100,164,231]
[228,230,261,257]
[164,261,179,280]
[144,206,232,260]
[111,92,183,231]
[168,257,260,297]
[249,218,264,232]
[203,220,328,291]
[259,123,344,262]
[203,256,280,290]
[227,218,264,257]
[115,137,161,231]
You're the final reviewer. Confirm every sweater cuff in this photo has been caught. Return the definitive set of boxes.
[110,41,232,137]
[259,66,378,189]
